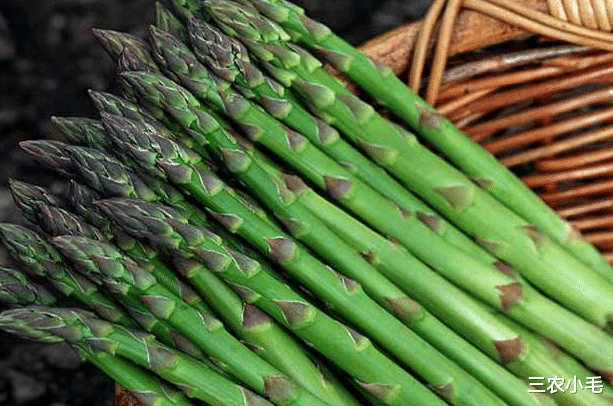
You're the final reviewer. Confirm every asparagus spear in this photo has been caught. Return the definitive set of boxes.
[202,2,613,330]
[0,223,133,326]
[20,140,209,228]
[96,197,451,406]
[26,136,357,406]
[0,269,198,406]
[94,109,514,406]
[8,179,66,225]
[156,2,188,42]
[0,222,210,360]
[142,28,521,312]
[0,307,198,406]
[242,0,612,276]
[92,28,159,73]
[52,117,107,147]
[51,235,342,406]
[184,17,492,263]
[78,345,198,406]
[30,192,210,316]
[290,177,613,379]
[0,266,57,307]
[0,307,273,406]
[67,180,117,237]
[131,34,613,382]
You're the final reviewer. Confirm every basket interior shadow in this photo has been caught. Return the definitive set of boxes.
[116,0,613,404]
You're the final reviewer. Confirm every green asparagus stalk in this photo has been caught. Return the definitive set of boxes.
[0,266,57,307]
[495,314,613,401]
[202,2,613,331]
[20,140,209,228]
[14,153,357,406]
[37,202,106,239]
[31,194,210,315]
[0,223,209,360]
[290,177,613,379]
[78,345,198,406]
[51,235,339,406]
[242,0,612,276]
[96,197,450,406]
[184,17,491,263]
[0,307,273,406]
[143,27,522,313]
[92,27,161,81]
[133,32,613,381]
[88,90,161,125]
[52,117,113,151]
[0,223,134,325]
[91,27,177,113]
[115,71,515,406]
[0,307,198,406]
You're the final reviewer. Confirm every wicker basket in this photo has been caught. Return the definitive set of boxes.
[116,0,613,404]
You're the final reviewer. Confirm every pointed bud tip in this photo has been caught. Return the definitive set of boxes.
[87,89,101,102]
[90,28,106,42]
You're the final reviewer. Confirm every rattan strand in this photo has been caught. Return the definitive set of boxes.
[410,0,613,103]
[549,0,612,30]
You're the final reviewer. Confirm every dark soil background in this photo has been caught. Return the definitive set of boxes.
[0,1,432,405]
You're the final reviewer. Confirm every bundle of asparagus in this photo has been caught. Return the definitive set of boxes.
[2,1,613,406]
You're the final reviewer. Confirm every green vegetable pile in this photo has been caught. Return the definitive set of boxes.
[2,1,613,405]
